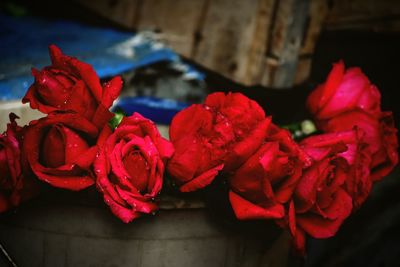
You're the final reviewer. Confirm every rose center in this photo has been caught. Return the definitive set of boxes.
[123,151,150,193]
[41,125,89,168]
[41,126,66,168]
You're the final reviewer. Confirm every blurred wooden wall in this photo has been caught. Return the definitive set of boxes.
[75,0,400,88]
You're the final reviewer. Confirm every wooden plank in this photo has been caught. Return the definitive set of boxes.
[263,0,310,88]
[241,0,276,85]
[300,0,329,56]
[193,0,261,80]
[74,0,324,88]
[137,0,206,58]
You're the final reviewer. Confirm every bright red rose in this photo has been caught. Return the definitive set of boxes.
[167,92,271,192]
[22,45,122,129]
[307,60,381,121]
[1,114,39,212]
[307,60,398,183]
[95,113,174,223]
[229,125,311,220]
[286,132,361,254]
[23,113,99,191]
[321,111,398,181]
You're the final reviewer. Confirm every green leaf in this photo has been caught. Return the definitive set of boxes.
[108,108,126,129]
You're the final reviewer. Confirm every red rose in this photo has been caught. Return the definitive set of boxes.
[167,92,271,192]
[307,60,398,182]
[22,45,122,129]
[301,129,372,208]
[307,60,381,121]
[1,114,39,212]
[321,111,398,181]
[95,113,174,223]
[286,132,362,254]
[229,125,311,220]
[23,113,99,190]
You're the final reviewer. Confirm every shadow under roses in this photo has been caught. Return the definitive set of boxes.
[201,173,284,250]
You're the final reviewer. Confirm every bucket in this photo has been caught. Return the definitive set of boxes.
[0,189,289,267]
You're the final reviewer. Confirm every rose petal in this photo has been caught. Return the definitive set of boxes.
[116,186,158,214]
[229,190,284,220]
[180,164,224,192]
[49,45,103,101]
[307,61,345,115]
[296,189,352,238]
[101,76,123,108]
[103,194,141,223]
[224,117,271,171]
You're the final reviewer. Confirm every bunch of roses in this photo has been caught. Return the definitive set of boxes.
[166,61,398,254]
[0,45,174,223]
[0,46,398,255]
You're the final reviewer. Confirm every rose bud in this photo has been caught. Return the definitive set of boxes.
[1,114,39,212]
[321,110,398,182]
[23,45,122,129]
[229,125,311,220]
[23,113,99,190]
[168,92,271,192]
[285,132,362,254]
[95,113,174,223]
[307,60,381,122]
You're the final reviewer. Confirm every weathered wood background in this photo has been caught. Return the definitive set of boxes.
[74,0,400,89]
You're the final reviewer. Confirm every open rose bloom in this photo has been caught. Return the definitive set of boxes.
[228,125,311,220]
[307,61,398,181]
[285,129,370,254]
[168,92,271,192]
[95,113,174,223]
[23,113,99,190]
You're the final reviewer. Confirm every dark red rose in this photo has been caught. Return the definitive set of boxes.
[229,125,311,220]
[307,60,381,121]
[23,113,99,190]
[320,111,398,181]
[285,132,362,254]
[167,92,271,192]
[95,113,174,223]
[22,45,122,129]
[1,114,39,212]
